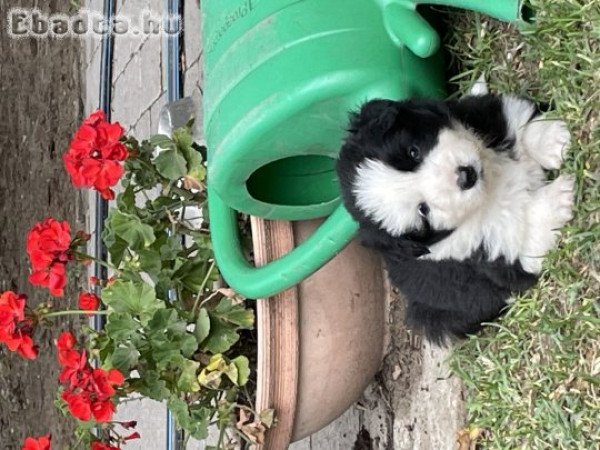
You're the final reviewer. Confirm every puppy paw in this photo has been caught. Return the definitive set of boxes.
[544,175,575,228]
[520,175,575,274]
[523,120,571,170]
[469,74,488,96]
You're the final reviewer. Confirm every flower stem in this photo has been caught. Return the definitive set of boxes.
[191,261,216,316]
[73,252,118,273]
[42,309,110,319]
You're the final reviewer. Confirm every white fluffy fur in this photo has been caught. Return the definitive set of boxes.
[470,74,489,96]
[353,103,574,274]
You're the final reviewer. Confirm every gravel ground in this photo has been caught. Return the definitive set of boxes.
[0,1,88,448]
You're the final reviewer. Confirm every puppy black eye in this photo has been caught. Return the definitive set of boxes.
[408,145,421,161]
[418,202,430,217]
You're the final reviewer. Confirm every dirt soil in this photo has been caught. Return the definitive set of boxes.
[0,1,87,448]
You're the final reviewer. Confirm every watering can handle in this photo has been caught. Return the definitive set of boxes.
[209,189,358,299]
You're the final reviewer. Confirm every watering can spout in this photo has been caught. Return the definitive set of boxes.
[381,0,534,58]
[426,0,533,23]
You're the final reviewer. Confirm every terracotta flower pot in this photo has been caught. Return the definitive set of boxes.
[253,218,386,448]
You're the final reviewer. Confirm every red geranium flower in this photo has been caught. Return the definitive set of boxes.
[91,442,120,450]
[22,434,51,450]
[63,110,129,200]
[56,334,124,424]
[0,291,26,333]
[27,219,72,297]
[0,291,38,360]
[78,292,100,314]
[26,218,72,270]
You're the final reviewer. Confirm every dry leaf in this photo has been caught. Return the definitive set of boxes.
[457,426,488,450]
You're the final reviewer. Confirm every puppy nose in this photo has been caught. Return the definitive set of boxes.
[457,165,478,190]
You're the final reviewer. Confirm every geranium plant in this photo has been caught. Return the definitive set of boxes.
[3,111,272,449]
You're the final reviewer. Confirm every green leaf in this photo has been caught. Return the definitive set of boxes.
[102,279,165,325]
[173,127,194,150]
[147,309,183,333]
[175,259,211,293]
[168,397,209,440]
[147,309,198,363]
[155,269,176,294]
[188,407,210,440]
[214,298,254,329]
[201,314,240,354]
[101,226,128,266]
[150,340,184,370]
[180,333,199,358]
[159,236,183,260]
[105,313,140,341]
[232,356,250,386]
[174,127,206,182]
[154,149,188,181]
[194,308,210,344]
[259,409,275,428]
[111,346,139,373]
[177,359,201,392]
[107,210,155,249]
[135,370,170,401]
[148,134,176,151]
[223,361,239,386]
[138,248,162,278]
[117,183,136,213]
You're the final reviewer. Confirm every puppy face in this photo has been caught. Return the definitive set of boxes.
[341,99,488,239]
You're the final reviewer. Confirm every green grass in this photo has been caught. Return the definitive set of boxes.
[444,1,599,448]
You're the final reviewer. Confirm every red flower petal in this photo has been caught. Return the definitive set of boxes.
[26,219,72,296]
[0,291,26,321]
[16,334,39,360]
[91,399,116,423]
[63,391,92,422]
[74,125,98,144]
[97,122,125,144]
[22,434,51,450]
[99,188,115,201]
[47,263,67,298]
[124,431,141,441]
[91,442,120,450]
[83,110,106,126]
[78,292,100,313]
[56,331,76,352]
[107,368,125,386]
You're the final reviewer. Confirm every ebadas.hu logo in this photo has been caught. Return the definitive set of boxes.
[7,8,182,38]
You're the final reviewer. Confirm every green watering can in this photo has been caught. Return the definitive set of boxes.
[203,0,531,299]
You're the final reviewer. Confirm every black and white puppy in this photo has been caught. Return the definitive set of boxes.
[336,92,574,343]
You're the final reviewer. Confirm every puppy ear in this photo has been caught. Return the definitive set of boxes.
[348,99,398,137]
